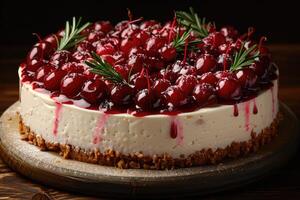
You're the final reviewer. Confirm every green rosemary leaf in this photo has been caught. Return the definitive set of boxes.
[85,52,128,85]
[57,17,90,51]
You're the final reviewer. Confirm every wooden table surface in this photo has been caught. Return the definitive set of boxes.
[0,44,299,199]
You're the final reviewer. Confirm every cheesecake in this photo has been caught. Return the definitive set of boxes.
[18,8,279,169]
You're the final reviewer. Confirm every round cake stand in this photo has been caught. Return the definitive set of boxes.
[0,102,299,198]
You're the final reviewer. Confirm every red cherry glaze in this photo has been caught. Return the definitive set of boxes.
[96,43,116,55]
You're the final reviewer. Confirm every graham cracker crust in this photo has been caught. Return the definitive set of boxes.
[18,114,280,170]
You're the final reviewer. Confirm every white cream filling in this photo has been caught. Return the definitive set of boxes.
[19,78,278,158]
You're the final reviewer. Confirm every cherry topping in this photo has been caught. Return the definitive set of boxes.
[44,69,67,90]
[199,72,218,85]
[35,63,56,82]
[235,68,257,88]
[50,50,72,66]
[160,46,177,62]
[195,54,217,75]
[216,77,242,100]
[152,79,171,96]
[176,75,198,95]
[60,73,86,98]
[135,89,153,110]
[94,21,113,33]
[80,79,106,103]
[163,86,187,108]
[110,84,134,106]
[192,83,216,105]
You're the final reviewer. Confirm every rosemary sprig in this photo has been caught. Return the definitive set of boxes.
[172,28,201,52]
[57,17,90,51]
[85,52,128,84]
[229,43,260,71]
[176,7,213,38]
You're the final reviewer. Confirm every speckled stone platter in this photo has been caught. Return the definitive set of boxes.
[0,102,299,198]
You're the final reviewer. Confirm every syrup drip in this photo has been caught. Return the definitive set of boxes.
[170,116,184,145]
[244,101,250,132]
[233,104,239,117]
[93,114,109,144]
[253,98,258,114]
[53,102,62,136]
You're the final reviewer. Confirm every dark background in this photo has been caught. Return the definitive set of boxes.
[0,0,299,47]
[0,1,300,199]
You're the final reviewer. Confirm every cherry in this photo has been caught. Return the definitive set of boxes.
[176,75,198,95]
[163,86,187,108]
[61,62,85,73]
[34,41,55,58]
[250,56,270,77]
[44,34,58,49]
[159,68,178,83]
[60,73,86,98]
[145,56,165,71]
[199,72,218,85]
[94,21,113,33]
[235,68,257,88]
[114,64,129,79]
[214,70,236,79]
[76,41,94,52]
[72,51,91,61]
[135,89,153,110]
[130,71,151,91]
[114,20,129,31]
[203,32,226,48]
[35,63,56,82]
[145,36,166,56]
[87,30,105,42]
[120,37,141,55]
[26,46,44,71]
[160,46,177,62]
[134,30,150,42]
[178,65,197,76]
[195,54,217,75]
[44,69,67,91]
[96,43,116,55]
[98,55,115,66]
[121,26,139,38]
[220,26,239,39]
[50,50,72,66]
[110,84,134,106]
[128,54,144,73]
[140,20,161,30]
[216,77,242,100]
[192,83,216,105]
[152,79,171,95]
[80,79,106,103]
